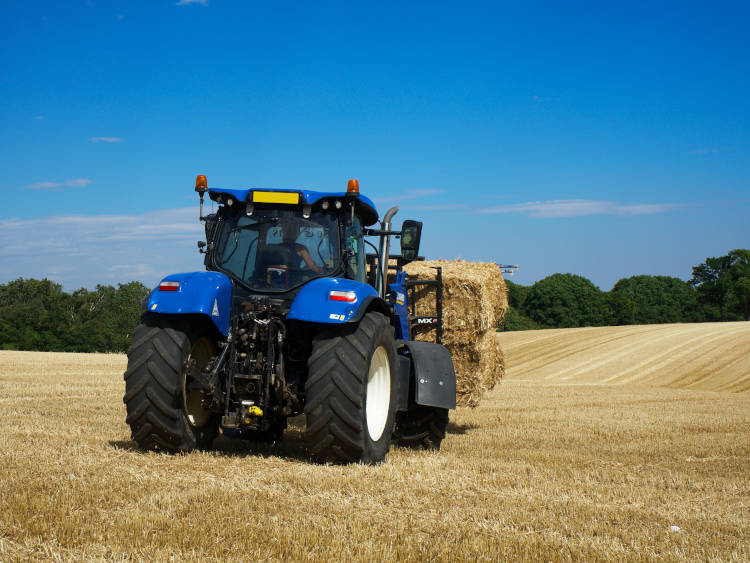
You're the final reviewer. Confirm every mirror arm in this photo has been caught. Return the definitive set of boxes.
[365,228,401,236]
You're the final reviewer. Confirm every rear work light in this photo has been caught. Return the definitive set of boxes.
[329,290,357,302]
[159,281,180,292]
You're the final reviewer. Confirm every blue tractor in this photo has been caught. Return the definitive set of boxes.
[124,176,456,463]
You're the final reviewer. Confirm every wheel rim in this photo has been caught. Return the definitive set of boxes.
[366,345,391,441]
[183,336,215,428]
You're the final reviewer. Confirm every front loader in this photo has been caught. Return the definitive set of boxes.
[123,176,456,463]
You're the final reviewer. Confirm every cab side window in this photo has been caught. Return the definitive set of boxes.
[345,217,366,283]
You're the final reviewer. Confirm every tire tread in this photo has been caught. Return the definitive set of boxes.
[304,312,398,464]
[123,316,218,453]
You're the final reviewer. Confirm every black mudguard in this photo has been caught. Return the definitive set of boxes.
[397,341,457,410]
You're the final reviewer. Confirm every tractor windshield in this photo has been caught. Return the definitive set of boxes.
[213,208,340,292]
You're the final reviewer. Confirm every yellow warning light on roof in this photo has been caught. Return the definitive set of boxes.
[347,179,359,195]
[252,191,300,205]
[195,174,208,192]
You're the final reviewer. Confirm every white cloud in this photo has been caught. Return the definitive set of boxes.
[33,115,44,121]
[0,207,205,289]
[26,178,92,190]
[176,0,208,5]
[90,137,124,143]
[476,199,687,218]
[373,189,444,203]
[418,203,469,210]
[106,263,157,280]
[65,178,92,187]
[26,181,59,189]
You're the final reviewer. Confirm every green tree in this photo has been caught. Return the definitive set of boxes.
[607,275,702,325]
[727,249,750,320]
[0,278,68,350]
[0,278,150,353]
[522,273,606,328]
[498,280,543,331]
[690,253,742,321]
[505,280,531,309]
[498,306,543,331]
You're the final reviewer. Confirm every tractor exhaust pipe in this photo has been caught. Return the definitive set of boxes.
[377,206,399,298]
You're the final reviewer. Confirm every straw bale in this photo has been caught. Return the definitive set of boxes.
[449,332,505,407]
[403,260,508,344]
[400,259,508,407]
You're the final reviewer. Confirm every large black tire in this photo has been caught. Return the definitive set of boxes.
[123,315,219,452]
[393,405,449,450]
[304,311,399,464]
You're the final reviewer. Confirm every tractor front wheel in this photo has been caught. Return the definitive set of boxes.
[304,311,399,464]
[123,315,219,452]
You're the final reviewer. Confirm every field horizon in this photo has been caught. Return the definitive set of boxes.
[1,322,748,560]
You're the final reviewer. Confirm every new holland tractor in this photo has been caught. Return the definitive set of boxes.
[123,176,456,463]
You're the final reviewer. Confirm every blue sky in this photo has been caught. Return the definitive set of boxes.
[1,0,748,290]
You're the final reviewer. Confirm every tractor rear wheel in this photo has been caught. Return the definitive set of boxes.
[304,311,399,464]
[123,315,219,452]
[393,405,449,450]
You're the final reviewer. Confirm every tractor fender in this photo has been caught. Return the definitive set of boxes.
[145,271,232,336]
[398,341,457,410]
[287,278,387,324]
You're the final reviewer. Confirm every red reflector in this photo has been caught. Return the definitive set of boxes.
[159,281,180,292]
[329,290,357,302]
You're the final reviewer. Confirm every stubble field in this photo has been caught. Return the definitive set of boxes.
[1,322,749,561]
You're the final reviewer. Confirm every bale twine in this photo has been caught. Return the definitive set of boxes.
[402,260,508,407]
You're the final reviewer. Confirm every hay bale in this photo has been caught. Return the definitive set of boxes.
[403,260,508,343]
[449,332,506,407]
[401,259,508,407]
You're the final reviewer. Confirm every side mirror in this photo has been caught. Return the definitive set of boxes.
[400,220,423,263]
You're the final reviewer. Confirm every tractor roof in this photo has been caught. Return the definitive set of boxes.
[208,187,379,226]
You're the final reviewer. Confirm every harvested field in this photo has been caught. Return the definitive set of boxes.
[497,321,750,392]
[1,322,749,561]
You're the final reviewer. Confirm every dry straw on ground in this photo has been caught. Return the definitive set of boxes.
[2,322,750,561]
[403,259,508,406]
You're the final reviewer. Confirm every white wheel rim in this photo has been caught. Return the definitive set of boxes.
[366,346,391,441]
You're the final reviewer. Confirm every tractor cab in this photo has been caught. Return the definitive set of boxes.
[199,179,377,300]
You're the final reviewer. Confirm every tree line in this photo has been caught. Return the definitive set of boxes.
[0,278,150,353]
[0,250,747,353]
[500,249,750,331]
